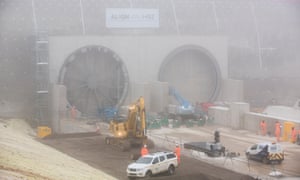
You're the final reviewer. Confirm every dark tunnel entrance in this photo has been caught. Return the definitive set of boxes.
[158,45,221,104]
[58,45,129,117]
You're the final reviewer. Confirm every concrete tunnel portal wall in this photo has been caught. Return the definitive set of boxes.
[50,36,227,118]
[57,45,221,117]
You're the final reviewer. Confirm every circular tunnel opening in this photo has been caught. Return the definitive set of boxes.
[158,45,221,103]
[58,45,129,117]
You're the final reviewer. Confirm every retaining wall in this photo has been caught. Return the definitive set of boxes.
[209,104,300,140]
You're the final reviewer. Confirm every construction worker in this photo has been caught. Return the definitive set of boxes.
[291,127,297,143]
[174,144,181,164]
[275,121,281,142]
[260,120,267,136]
[140,144,148,157]
[297,130,300,145]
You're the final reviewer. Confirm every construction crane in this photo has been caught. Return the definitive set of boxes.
[168,87,196,120]
[105,97,154,151]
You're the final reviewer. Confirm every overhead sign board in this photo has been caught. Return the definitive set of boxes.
[106,8,159,28]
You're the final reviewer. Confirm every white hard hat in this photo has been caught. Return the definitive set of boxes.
[144,144,147,147]
[176,143,179,146]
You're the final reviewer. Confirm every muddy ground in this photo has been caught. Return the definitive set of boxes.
[2,118,298,179]
[41,134,255,180]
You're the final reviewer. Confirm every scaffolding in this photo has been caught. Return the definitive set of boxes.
[35,31,50,126]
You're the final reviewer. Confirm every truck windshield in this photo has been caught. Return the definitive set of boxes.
[136,157,153,164]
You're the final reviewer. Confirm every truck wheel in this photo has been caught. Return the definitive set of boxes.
[145,170,152,178]
[168,165,175,175]
[262,157,269,164]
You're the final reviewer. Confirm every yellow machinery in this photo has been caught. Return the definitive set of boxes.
[282,121,295,142]
[37,126,52,138]
[105,97,154,151]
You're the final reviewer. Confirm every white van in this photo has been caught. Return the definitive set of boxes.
[245,142,284,164]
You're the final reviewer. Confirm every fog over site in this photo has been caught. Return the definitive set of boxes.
[0,0,300,179]
[0,0,300,119]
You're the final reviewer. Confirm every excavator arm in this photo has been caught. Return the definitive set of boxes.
[126,97,146,138]
[169,87,195,115]
[106,96,153,151]
[109,96,146,138]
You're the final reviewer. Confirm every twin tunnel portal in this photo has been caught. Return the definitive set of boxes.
[57,44,222,117]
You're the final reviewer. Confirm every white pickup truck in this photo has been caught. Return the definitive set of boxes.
[127,151,178,179]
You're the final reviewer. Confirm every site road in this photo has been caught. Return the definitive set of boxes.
[42,132,254,180]
[41,124,300,179]
[148,125,300,178]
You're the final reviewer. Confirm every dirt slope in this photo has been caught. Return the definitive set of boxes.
[0,118,115,180]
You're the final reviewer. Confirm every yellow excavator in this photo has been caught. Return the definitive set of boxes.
[105,96,154,151]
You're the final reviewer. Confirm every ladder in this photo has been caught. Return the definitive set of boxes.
[35,31,50,126]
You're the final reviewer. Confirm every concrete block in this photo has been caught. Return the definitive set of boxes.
[50,84,67,133]
[208,106,229,126]
[126,82,151,110]
[229,102,249,129]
